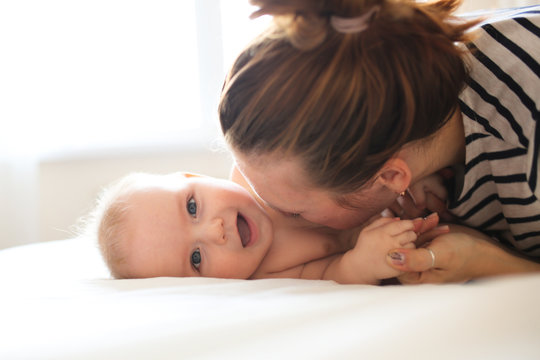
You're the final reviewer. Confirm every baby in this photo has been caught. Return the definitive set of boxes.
[88,171,444,285]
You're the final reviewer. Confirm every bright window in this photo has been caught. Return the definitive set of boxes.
[0,1,270,158]
[2,1,527,159]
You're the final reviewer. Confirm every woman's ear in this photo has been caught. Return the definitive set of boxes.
[376,157,412,194]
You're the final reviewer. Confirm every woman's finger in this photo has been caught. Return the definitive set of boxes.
[424,193,447,217]
[423,193,455,223]
[386,247,436,273]
[415,225,450,247]
[406,186,426,210]
[397,193,426,219]
[411,212,441,235]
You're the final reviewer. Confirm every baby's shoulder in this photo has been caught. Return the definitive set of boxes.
[252,220,362,278]
[274,224,353,259]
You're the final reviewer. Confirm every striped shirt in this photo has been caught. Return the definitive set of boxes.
[450,6,540,258]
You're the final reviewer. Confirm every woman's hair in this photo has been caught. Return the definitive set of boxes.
[219,0,481,194]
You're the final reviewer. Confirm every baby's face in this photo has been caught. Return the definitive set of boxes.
[121,173,273,279]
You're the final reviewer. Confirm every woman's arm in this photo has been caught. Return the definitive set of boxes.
[386,224,540,284]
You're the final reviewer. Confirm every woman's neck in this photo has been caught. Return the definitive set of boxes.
[402,108,465,183]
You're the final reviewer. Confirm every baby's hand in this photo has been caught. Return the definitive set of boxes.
[353,217,417,280]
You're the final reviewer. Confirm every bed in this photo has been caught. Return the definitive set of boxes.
[1,237,539,359]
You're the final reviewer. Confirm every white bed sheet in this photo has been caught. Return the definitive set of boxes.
[1,237,539,360]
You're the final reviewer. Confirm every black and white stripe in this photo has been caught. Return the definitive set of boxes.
[451,6,540,258]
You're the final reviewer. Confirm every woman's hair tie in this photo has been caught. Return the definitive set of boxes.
[330,6,380,34]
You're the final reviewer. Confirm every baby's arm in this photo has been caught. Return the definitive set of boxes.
[296,218,417,284]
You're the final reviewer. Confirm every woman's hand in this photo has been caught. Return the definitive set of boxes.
[384,171,454,222]
[342,213,446,282]
[386,224,540,284]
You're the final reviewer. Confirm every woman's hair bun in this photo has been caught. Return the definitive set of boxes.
[249,0,330,50]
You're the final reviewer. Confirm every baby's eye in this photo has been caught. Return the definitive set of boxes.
[285,212,300,218]
[187,197,197,217]
[191,249,201,269]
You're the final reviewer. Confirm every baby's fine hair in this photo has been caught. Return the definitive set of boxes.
[84,173,161,279]
[219,0,481,194]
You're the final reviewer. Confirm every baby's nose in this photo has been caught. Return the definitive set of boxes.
[209,218,226,245]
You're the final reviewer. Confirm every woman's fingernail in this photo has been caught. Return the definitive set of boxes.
[423,212,438,220]
[388,251,405,265]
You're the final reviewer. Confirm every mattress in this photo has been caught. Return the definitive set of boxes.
[1,237,539,359]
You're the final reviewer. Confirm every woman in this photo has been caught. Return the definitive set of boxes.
[218,0,540,283]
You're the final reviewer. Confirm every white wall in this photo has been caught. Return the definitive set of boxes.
[38,146,233,245]
[0,161,39,249]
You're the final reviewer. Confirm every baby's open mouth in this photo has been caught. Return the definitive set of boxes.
[237,214,251,248]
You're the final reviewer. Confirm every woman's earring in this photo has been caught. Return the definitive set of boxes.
[399,191,406,197]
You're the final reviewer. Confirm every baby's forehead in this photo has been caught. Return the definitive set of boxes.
[123,174,186,195]
[119,197,189,276]
[156,172,202,188]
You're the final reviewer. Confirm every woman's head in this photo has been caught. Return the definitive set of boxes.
[220,0,479,227]
[233,151,404,229]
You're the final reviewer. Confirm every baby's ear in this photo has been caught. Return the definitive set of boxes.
[179,172,202,178]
